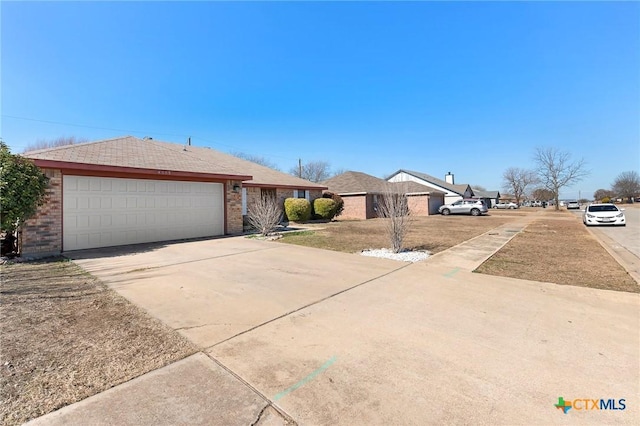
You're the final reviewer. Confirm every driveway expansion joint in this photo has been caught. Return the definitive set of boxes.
[205,262,412,350]
[203,352,297,425]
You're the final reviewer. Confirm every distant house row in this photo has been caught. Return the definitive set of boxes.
[19,135,499,256]
[322,170,500,220]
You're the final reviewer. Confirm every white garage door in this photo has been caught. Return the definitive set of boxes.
[63,176,224,251]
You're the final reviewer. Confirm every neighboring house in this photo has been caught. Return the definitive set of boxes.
[472,190,501,208]
[20,136,325,256]
[386,170,474,204]
[322,171,445,220]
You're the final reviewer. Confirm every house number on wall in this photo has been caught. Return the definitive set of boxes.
[157,170,172,175]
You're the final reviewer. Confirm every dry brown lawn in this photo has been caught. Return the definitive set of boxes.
[281,214,515,254]
[0,259,198,425]
[475,217,638,293]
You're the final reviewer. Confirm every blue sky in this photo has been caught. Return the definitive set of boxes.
[2,1,638,199]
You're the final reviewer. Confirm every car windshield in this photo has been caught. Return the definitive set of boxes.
[588,205,619,212]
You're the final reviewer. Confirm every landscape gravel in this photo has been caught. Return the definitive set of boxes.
[360,248,430,262]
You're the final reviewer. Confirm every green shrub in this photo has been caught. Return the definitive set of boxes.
[601,197,610,203]
[322,191,344,217]
[284,198,311,222]
[313,198,337,220]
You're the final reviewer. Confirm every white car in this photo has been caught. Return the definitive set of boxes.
[567,201,581,210]
[583,203,626,226]
[493,202,518,209]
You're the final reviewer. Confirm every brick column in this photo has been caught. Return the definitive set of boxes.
[20,169,63,257]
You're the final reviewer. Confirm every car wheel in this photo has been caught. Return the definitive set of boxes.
[470,208,480,216]
[441,208,450,216]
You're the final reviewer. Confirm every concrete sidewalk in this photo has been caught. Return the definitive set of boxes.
[25,353,286,426]
[29,218,639,425]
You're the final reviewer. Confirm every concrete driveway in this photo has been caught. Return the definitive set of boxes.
[70,237,404,347]
[62,236,639,425]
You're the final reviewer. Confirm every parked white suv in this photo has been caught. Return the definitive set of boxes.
[439,199,488,216]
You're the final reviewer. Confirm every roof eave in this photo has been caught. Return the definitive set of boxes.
[31,159,253,181]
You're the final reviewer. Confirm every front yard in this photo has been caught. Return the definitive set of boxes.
[280,210,638,293]
[475,216,638,293]
[0,260,197,425]
[280,214,514,254]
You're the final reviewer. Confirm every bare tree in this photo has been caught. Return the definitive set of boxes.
[23,136,87,152]
[531,187,555,203]
[246,194,283,236]
[231,152,281,171]
[612,171,640,203]
[533,147,589,210]
[331,168,348,178]
[289,160,331,182]
[593,188,615,202]
[377,183,411,253]
[502,167,539,205]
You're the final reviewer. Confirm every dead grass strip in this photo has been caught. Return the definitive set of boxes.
[475,219,638,293]
[0,259,198,425]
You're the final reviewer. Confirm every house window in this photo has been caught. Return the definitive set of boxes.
[295,189,307,199]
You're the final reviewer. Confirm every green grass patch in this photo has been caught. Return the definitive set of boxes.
[281,230,316,237]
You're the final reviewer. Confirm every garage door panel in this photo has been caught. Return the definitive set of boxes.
[64,176,224,251]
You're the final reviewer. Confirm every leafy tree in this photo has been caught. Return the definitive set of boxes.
[502,167,539,206]
[231,152,281,171]
[289,160,332,182]
[533,147,589,210]
[1,142,49,237]
[23,136,87,152]
[612,171,640,203]
[593,188,615,202]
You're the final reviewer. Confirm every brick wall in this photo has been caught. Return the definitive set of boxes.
[340,195,368,220]
[226,180,243,234]
[20,169,63,257]
[407,194,430,216]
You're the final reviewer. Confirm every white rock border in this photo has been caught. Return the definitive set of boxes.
[360,248,430,262]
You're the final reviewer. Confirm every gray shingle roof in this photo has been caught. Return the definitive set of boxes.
[322,171,444,195]
[23,136,325,189]
[390,169,472,196]
[473,189,500,198]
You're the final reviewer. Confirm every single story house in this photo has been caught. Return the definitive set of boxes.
[386,170,474,204]
[20,136,325,256]
[472,190,501,208]
[322,171,445,220]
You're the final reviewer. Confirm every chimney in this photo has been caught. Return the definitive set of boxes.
[445,172,454,185]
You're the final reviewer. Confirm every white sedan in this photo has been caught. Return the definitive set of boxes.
[583,203,626,226]
[493,202,518,209]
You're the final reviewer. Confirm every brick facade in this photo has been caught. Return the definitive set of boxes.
[407,194,430,216]
[225,180,243,234]
[340,194,378,220]
[20,169,63,257]
[20,170,322,255]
